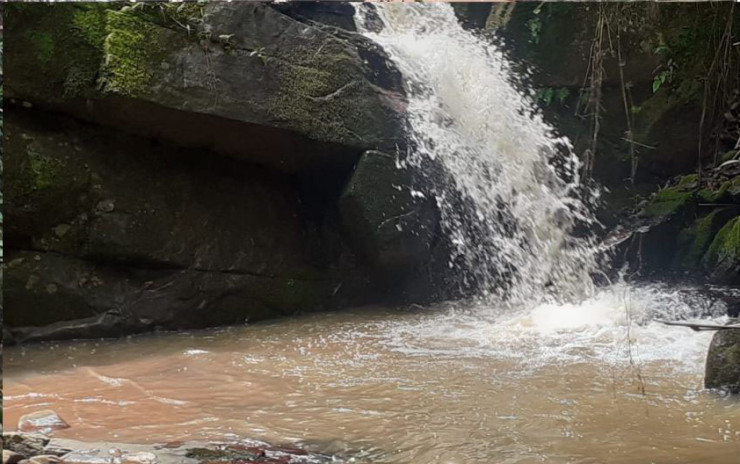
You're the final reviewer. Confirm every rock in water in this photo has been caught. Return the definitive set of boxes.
[705,325,740,393]
[340,150,437,275]
[18,411,71,435]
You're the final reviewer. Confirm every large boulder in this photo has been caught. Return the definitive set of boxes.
[4,3,406,173]
[4,110,364,341]
[339,151,438,280]
[702,216,740,284]
[705,326,740,393]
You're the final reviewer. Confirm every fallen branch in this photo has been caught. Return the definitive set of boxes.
[658,320,740,331]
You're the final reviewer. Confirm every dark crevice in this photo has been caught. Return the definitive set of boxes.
[9,248,333,283]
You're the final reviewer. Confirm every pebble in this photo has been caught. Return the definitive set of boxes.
[121,452,156,464]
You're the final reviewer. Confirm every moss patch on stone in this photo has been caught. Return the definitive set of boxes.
[5,4,111,101]
[102,11,165,96]
[673,210,726,270]
[28,30,55,65]
[643,187,692,217]
[699,181,731,203]
[703,216,740,276]
[27,151,64,191]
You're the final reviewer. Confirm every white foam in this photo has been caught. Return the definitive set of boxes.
[381,284,728,373]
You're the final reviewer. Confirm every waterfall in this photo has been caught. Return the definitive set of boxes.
[355,3,602,306]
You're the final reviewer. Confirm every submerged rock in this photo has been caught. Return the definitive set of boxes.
[18,411,71,435]
[705,325,740,394]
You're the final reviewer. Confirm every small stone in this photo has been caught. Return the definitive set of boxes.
[29,456,62,464]
[4,450,25,464]
[53,224,71,238]
[121,452,156,464]
[46,284,58,294]
[94,199,115,214]
[18,410,71,435]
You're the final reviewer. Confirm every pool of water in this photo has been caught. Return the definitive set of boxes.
[5,284,739,464]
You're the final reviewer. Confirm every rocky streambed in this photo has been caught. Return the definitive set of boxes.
[4,429,338,464]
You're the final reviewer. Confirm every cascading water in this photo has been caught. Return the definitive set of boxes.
[356,3,600,305]
[5,5,739,464]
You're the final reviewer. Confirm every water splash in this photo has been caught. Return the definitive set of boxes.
[381,283,730,371]
[356,3,600,305]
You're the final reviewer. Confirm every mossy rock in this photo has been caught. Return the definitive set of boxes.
[673,209,734,271]
[5,3,110,102]
[705,326,740,394]
[642,186,693,218]
[5,2,406,152]
[702,216,740,284]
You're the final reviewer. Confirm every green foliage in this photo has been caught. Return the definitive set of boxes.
[652,63,676,94]
[526,17,542,44]
[537,87,569,106]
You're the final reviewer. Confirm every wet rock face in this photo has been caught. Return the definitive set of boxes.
[2,2,455,342]
[705,326,740,394]
[340,151,438,276]
[4,110,362,340]
[617,164,740,285]
[4,2,407,157]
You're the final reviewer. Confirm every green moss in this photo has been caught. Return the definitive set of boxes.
[267,40,394,147]
[719,151,738,164]
[72,8,109,48]
[102,11,164,96]
[676,174,698,188]
[643,187,692,217]
[674,210,724,269]
[703,216,740,271]
[728,176,740,197]
[27,151,63,191]
[699,181,731,203]
[27,30,55,65]
[634,89,679,143]
[5,4,110,101]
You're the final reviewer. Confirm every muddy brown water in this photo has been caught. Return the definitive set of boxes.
[5,294,740,464]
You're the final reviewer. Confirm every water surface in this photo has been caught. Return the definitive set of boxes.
[6,284,739,464]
